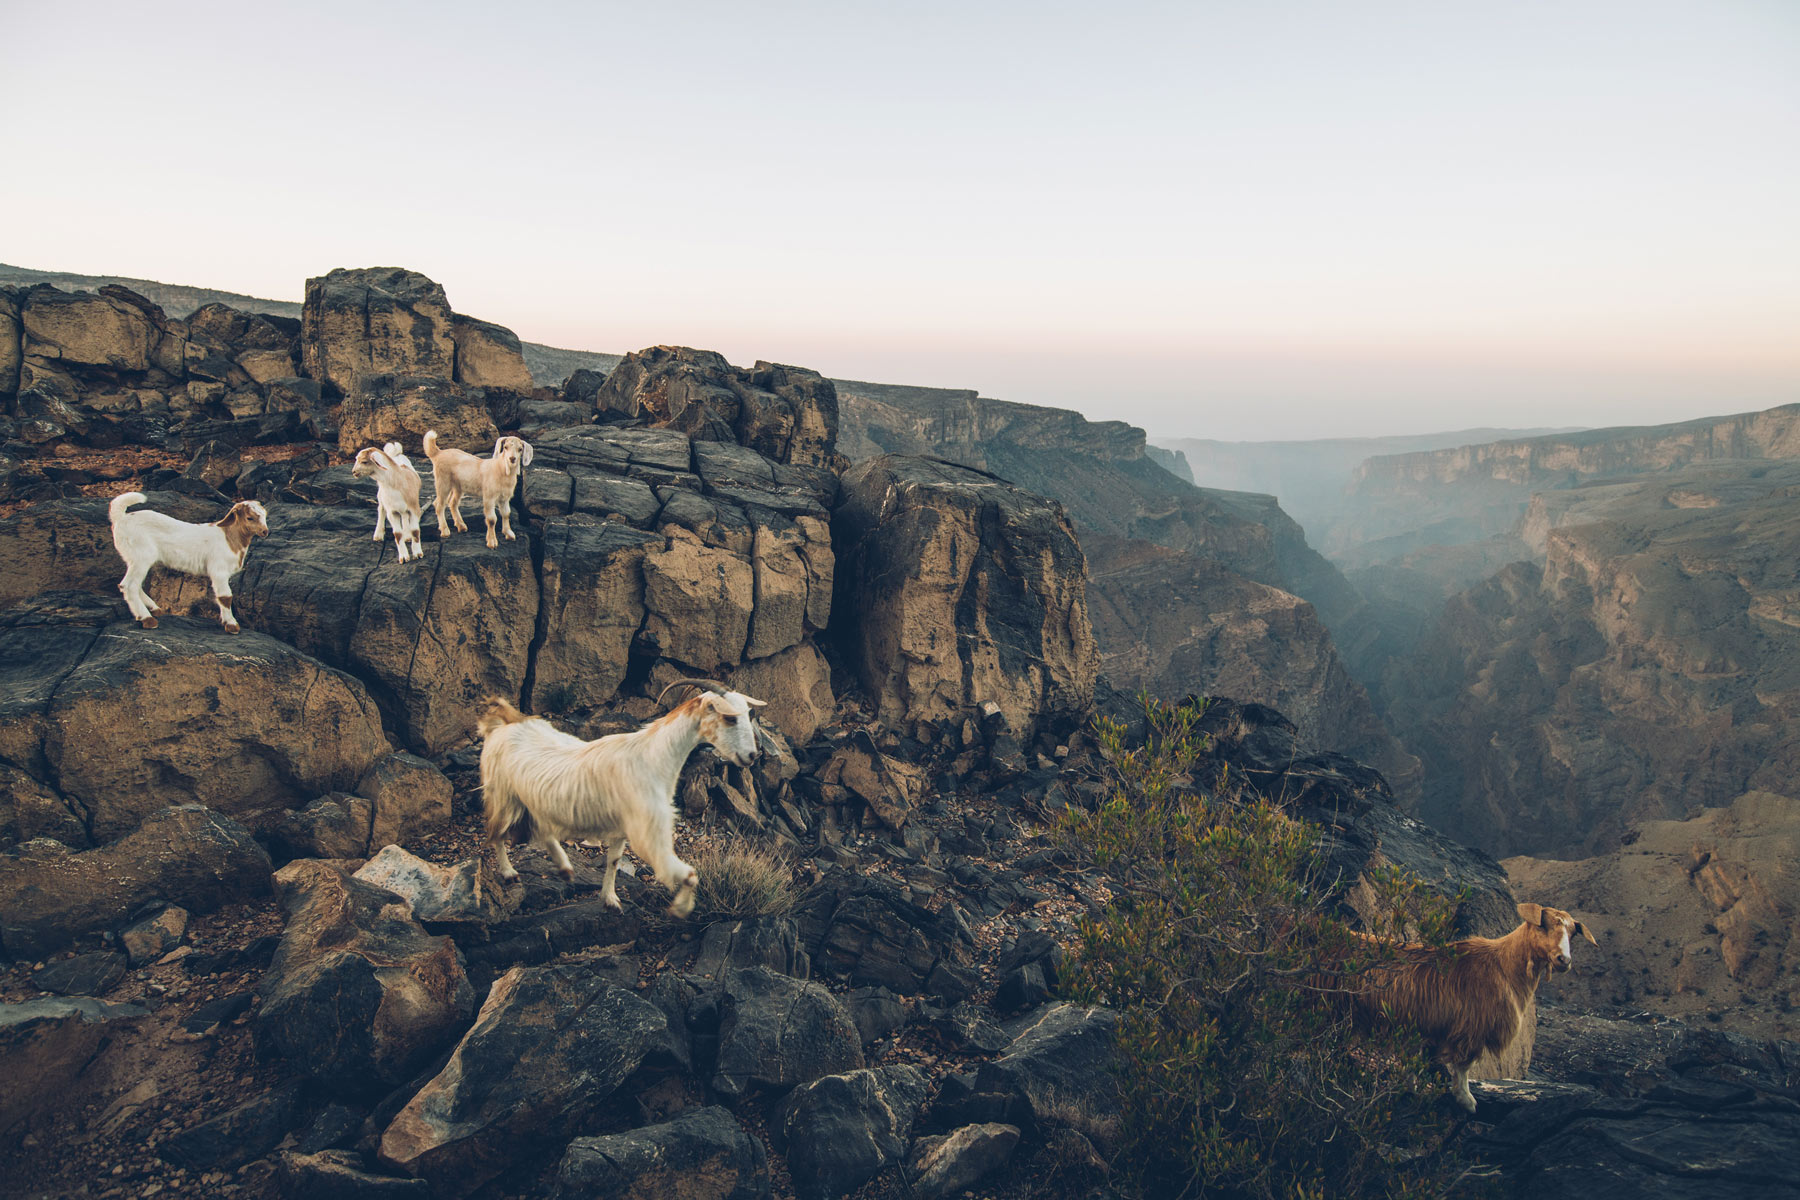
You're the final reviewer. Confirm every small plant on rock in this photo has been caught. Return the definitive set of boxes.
[1056,695,1478,1200]
[689,838,798,923]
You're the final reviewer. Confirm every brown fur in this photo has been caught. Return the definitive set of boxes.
[215,502,269,559]
[477,694,529,739]
[1343,903,1596,1113]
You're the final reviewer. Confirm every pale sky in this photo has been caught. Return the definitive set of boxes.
[8,1,1798,440]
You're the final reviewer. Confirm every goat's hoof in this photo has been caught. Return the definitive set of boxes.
[559,866,575,882]
[603,896,624,914]
[223,623,241,634]
[138,616,158,629]
[486,537,499,549]
[504,531,516,541]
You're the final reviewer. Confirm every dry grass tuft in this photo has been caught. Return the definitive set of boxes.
[689,838,798,923]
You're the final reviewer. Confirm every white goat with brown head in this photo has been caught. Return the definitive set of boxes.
[1348,901,1598,1112]
[351,442,424,563]
[109,491,269,632]
[422,430,532,549]
[476,679,766,918]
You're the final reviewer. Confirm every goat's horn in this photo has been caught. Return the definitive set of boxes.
[656,678,729,707]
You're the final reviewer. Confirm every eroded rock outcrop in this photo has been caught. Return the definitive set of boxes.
[593,346,839,468]
[833,455,1097,740]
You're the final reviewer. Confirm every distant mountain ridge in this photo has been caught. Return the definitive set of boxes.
[1155,427,1582,556]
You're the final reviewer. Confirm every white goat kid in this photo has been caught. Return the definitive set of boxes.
[109,492,269,633]
[422,430,533,549]
[351,442,424,563]
[477,679,766,917]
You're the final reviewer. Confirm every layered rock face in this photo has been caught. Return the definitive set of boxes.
[1342,403,1800,560]
[1087,539,1417,791]
[1386,459,1800,858]
[837,380,1406,777]
[833,455,1098,740]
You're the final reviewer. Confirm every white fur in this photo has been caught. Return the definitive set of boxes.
[423,430,533,549]
[109,492,268,632]
[352,442,424,563]
[479,688,765,917]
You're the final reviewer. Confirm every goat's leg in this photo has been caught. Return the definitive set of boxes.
[491,836,519,884]
[1447,1063,1476,1113]
[539,835,576,881]
[483,496,500,549]
[449,487,469,533]
[209,567,241,633]
[649,849,699,919]
[498,491,516,542]
[373,502,387,544]
[119,561,157,627]
[599,840,626,913]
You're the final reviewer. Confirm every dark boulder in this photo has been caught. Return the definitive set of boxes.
[774,1065,929,1199]
[554,1105,769,1200]
[256,860,474,1091]
[0,805,271,957]
[378,964,679,1196]
[907,1123,1022,1200]
[711,966,863,1098]
[160,1079,307,1171]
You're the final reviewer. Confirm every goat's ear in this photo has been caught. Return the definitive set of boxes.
[518,440,534,466]
[1574,920,1598,946]
[1516,902,1545,928]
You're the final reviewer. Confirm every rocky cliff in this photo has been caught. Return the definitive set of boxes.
[0,265,1763,1200]
[1384,458,1800,859]
[1342,404,1800,562]
[836,379,1412,785]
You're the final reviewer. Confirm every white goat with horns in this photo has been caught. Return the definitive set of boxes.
[476,679,767,917]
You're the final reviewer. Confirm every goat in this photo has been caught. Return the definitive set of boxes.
[422,430,533,549]
[1347,902,1597,1112]
[109,491,269,633]
[351,442,425,563]
[476,679,767,918]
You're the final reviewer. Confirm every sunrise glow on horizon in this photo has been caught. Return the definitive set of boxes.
[8,0,1797,440]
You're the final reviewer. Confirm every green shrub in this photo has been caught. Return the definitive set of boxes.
[689,838,798,923]
[1056,697,1478,1199]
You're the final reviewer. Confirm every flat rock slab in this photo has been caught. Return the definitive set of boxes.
[379,964,678,1197]
[0,996,147,1134]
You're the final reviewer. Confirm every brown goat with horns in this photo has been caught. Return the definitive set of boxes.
[1350,901,1598,1112]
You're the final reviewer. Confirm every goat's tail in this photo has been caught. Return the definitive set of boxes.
[477,694,528,739]
[109,491,146,526]
[423,429,442,462]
